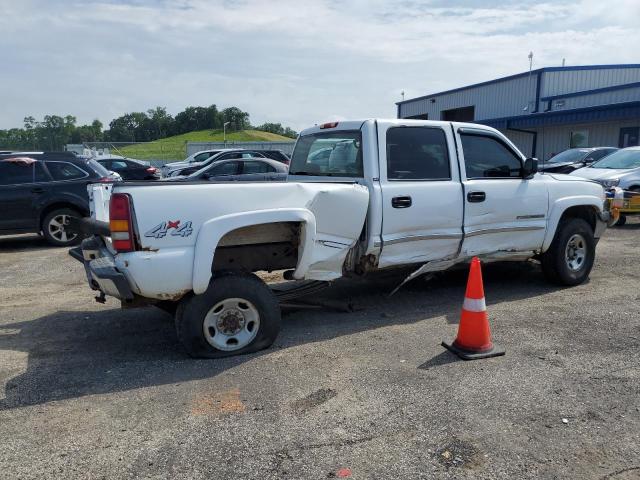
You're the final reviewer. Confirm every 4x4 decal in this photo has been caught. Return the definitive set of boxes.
[145,220,193,239]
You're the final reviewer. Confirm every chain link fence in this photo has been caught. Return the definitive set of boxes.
[67,140,296,166]
[66,141,187,164]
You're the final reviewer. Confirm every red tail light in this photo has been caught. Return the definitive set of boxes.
[320,122,338,129]
[110,193,135,252]
[98,176,114,183]
[146,167,157,173]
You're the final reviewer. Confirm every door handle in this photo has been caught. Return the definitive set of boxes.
[467,191,486,203]
[31,187,45,194]
[392,196,412,208]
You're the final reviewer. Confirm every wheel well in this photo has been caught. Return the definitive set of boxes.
[39,203,87,229]
[627,185,640,192]
[212,222,301,274]
[560,205,597,232]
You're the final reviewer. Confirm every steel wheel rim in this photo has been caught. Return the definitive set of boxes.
[48,214,77,243]
[203,297,260,351]
[565,233,587,272]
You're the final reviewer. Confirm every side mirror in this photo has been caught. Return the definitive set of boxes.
[584,157,595,164]
[522,157,538,178]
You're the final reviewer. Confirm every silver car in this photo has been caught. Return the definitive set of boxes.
[570,147,640,191]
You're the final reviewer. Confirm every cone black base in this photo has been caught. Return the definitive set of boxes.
[441,341,505,361]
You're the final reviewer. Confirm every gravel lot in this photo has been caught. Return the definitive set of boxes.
[1,223,639,479]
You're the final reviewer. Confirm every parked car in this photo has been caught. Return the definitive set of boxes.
[254,149,290,165]
[165,149,268,177]
[0,152,120,246]
[160,149,226,177]
[95,156,160,180]
[539,147,618,174]
[571,146,640,225]
[70,119,614,358]
[163,157,288,182]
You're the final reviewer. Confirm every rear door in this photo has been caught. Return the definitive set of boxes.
[455,126,548,256]
[377,121,464,268]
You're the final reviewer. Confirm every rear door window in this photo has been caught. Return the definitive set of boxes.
[386,127,451,180]
[208,161,240,176]
[460,134,522,179]
[290,131,363,177]
[34,162,50,182]
[46,161,88,181]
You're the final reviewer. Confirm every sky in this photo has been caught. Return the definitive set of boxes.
[1,0,639,131]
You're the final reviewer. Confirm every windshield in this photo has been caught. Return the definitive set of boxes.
[591,149,640,169]
[289,130,363,177]
[547,149,589,164]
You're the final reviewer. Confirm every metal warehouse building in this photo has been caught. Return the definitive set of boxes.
[397,64,640,160]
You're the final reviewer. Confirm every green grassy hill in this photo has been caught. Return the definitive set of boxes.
[114,129,293,160]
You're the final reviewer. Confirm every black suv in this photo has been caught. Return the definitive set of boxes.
[0,152,117,246]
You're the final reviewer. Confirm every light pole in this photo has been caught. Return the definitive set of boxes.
[223,121,231,145]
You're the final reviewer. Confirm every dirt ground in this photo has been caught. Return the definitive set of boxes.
[0,223,639,479]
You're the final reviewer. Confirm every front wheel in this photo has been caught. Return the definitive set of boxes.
[175,273,281,358]
[541,218,595,286]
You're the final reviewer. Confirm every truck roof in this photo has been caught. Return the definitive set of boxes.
[298,119,499,137]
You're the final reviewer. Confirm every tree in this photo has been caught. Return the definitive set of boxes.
[221,107,250,132]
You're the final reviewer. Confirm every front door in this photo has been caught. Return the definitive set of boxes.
[0,159,45,231]
[378,121,464,268]
[455,126,548,257]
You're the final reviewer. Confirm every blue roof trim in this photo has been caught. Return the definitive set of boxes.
[540,81,640,102]
[542,64,640,72]
[477,101,640,129]
[397,64,640,106]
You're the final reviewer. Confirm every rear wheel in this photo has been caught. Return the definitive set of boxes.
[541,218,595,286]
[615,215,627,226]
[175,273,280,358]
[42,208,82,247]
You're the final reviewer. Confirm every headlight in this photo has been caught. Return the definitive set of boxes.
[600,179,620,188]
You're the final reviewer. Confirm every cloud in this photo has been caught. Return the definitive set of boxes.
[0,0,638,132]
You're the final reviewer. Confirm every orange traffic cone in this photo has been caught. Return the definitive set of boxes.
[442,257,505,360]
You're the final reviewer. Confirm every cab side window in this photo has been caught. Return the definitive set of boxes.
[460,134,522,179]
[386,127,451,180]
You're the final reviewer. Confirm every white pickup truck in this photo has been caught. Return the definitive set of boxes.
[70,119,614,358]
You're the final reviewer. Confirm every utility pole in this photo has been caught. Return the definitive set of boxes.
[526,51,534,112]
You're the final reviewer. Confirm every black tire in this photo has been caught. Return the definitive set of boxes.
[615,215,627,227]
[541,218,595,286]
[41,208,83,247]
[176,273,280,358]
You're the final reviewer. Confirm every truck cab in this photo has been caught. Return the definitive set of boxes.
[289,119,607,272]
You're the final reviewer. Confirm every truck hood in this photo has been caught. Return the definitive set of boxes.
[538,161,577,171]
[163,160,189,169]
